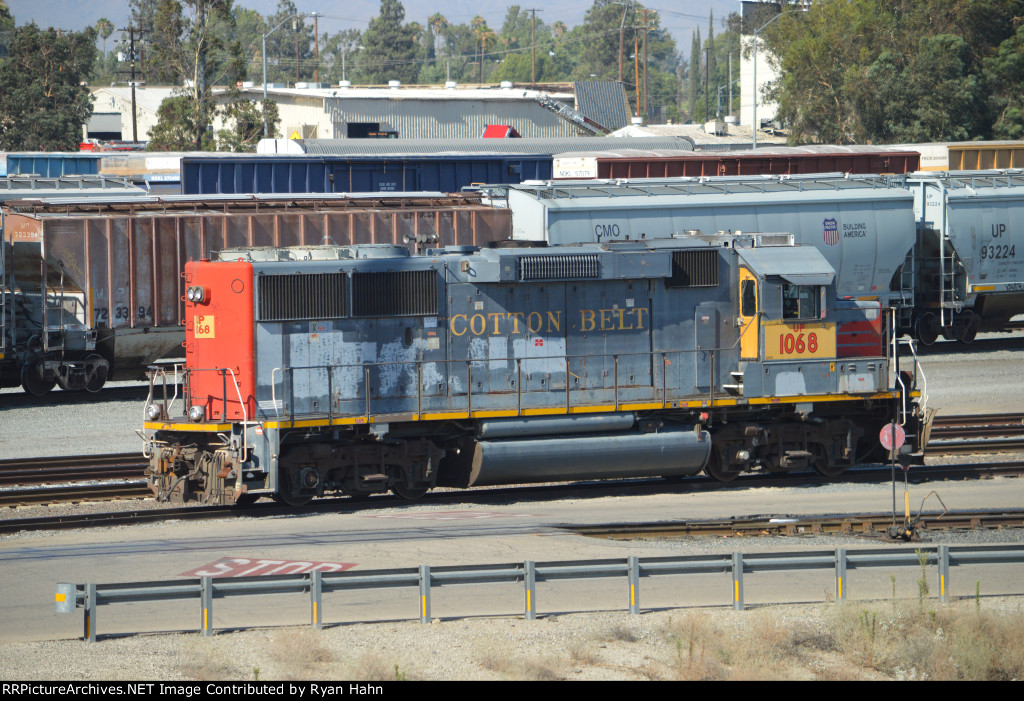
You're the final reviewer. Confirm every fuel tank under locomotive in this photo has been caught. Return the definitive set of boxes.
[438,414,712,488]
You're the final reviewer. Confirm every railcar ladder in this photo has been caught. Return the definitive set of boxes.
[897,249,915,332]
[938,236,957,326]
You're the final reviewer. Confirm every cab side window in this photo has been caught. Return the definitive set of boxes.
[782,284,820,320]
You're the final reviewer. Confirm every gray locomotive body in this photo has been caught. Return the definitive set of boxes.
[143,236,926,507]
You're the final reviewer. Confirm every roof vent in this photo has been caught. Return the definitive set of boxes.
[389,80,401,89]
[631,117,643,126]
[500,81,513,89]
[338,80,351,88]
[445,81,457,89]
[754,233,795,247]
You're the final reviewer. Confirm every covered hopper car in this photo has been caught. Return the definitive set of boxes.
[141,235,927,506]
[504,170,1024,344]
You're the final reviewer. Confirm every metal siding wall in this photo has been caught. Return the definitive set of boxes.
[327,98,576,139]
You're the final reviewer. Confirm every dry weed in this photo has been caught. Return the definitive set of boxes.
[478,647,566,681]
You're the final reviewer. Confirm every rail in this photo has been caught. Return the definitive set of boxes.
[56,544,1024,642]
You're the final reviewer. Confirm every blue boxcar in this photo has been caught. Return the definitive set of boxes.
[1,153,101,177]
[180,154,552,195]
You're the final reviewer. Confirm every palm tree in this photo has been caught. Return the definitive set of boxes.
[472,17,496,83]
[428,12,447,59]
[95,17,115,56]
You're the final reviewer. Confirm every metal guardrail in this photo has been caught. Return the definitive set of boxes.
[57,544,1024,642]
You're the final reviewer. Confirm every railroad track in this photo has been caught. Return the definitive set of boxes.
[0,384,156,408]
[572,509,1024,539]
[0,453,149,486]
[1,412,1022,509]
[927,413,1024,454]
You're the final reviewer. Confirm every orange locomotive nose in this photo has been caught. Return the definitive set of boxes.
[183,260,255,422]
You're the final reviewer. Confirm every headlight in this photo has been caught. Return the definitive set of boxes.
[188,405,206,422]
[145,404,162,420]
[186,286,206,303]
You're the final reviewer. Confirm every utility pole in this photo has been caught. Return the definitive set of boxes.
[618,0,629,82]
[526,9,542,84]
[633,28,640,117]
[117,25,146,143]
[314,13,320,83]
[642,9,653,119]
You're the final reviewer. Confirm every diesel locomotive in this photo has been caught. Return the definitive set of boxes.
[141,234,929,506]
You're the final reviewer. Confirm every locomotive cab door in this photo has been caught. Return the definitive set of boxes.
[738,267,760,360]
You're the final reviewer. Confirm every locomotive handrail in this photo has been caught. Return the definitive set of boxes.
[264,347,715,425]
[152,338,899,432]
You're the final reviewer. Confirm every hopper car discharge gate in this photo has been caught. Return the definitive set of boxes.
[142,237,928,506]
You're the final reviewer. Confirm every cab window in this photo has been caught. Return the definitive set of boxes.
[782,284,820,320]
[741,279,757,316]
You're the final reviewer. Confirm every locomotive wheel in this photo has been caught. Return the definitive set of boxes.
[810,445,847,477]
[273,467,314,507]
[20,358,56,397]
[915,313,939,346]
[392,484,429,500]
[703,446,741,482]
[273,491,313,508]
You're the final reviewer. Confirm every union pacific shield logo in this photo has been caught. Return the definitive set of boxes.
[823,218,839,246]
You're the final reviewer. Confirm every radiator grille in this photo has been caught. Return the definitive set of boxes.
[668,250,719,288]
[519,254,600,281]
[258,273,348,321]
[352,270,438,317]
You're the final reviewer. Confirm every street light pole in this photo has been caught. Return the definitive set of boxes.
[263,11,317,137]
[342,45,364,82]
[751,8,801,148]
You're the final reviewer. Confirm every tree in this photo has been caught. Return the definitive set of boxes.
[359,0,419,85]
[95,18,115,55]
[758,0,1024,144]
[264,0,315,83]
[687,30,700,120]
[0,24,97,150]
[217,89,278,150]
[141,0,253,150]
[985,25,1024,139]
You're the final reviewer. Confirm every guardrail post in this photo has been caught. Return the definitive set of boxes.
[628,556,640,614]
[419,565,431,623]
[524,561,536,620]
[835,548,847,603]
[84,583,97,643]
[938,545,949,603]
[201,576,213,636]
[311,570,322,629]
[732,552,744,611]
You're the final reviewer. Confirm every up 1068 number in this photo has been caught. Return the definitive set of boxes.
[779,332,818,355]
